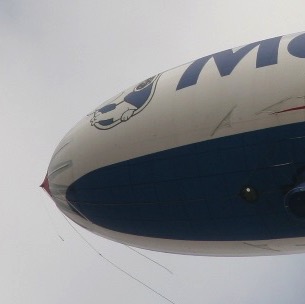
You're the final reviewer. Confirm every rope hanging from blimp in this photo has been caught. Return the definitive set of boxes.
[40,188,65,242]
[52,194,173,274]
[61,213,176,304]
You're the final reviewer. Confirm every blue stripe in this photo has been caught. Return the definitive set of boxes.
[66,121,305,241]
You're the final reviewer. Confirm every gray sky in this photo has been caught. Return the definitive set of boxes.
[1,1,305,303]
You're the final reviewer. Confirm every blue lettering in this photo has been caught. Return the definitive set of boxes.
[177,36,282,90]
[288,33,305,58]
[176,55,212,91]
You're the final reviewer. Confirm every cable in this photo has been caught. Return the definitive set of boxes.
[61,214,176,304]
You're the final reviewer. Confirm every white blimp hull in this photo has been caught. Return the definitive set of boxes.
[43,32,305,256]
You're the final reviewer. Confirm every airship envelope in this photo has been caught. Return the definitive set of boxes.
[43,32,305,256]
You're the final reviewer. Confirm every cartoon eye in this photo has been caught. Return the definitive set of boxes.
[134,76,155,91]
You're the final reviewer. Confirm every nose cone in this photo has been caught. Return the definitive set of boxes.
[40,129,94,231]
[40,174,51,197]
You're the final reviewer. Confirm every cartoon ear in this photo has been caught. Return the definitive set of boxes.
[97,118,114,126]
[99,103,117,113]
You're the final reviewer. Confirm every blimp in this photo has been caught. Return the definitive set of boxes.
[42,32,305,256]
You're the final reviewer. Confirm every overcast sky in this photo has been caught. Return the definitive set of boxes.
[1,1,305,303]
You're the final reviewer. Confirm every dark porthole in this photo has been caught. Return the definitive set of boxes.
[285,187,305,219]
[240,186,258,202]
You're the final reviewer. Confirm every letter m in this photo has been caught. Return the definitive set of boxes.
[176,36,282,90]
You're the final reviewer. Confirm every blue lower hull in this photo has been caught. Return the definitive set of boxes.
[66,121,305,241]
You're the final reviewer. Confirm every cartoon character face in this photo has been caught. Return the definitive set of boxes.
[89,74,161,130]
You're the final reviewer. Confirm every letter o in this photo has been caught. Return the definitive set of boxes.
[288,33,305,58]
